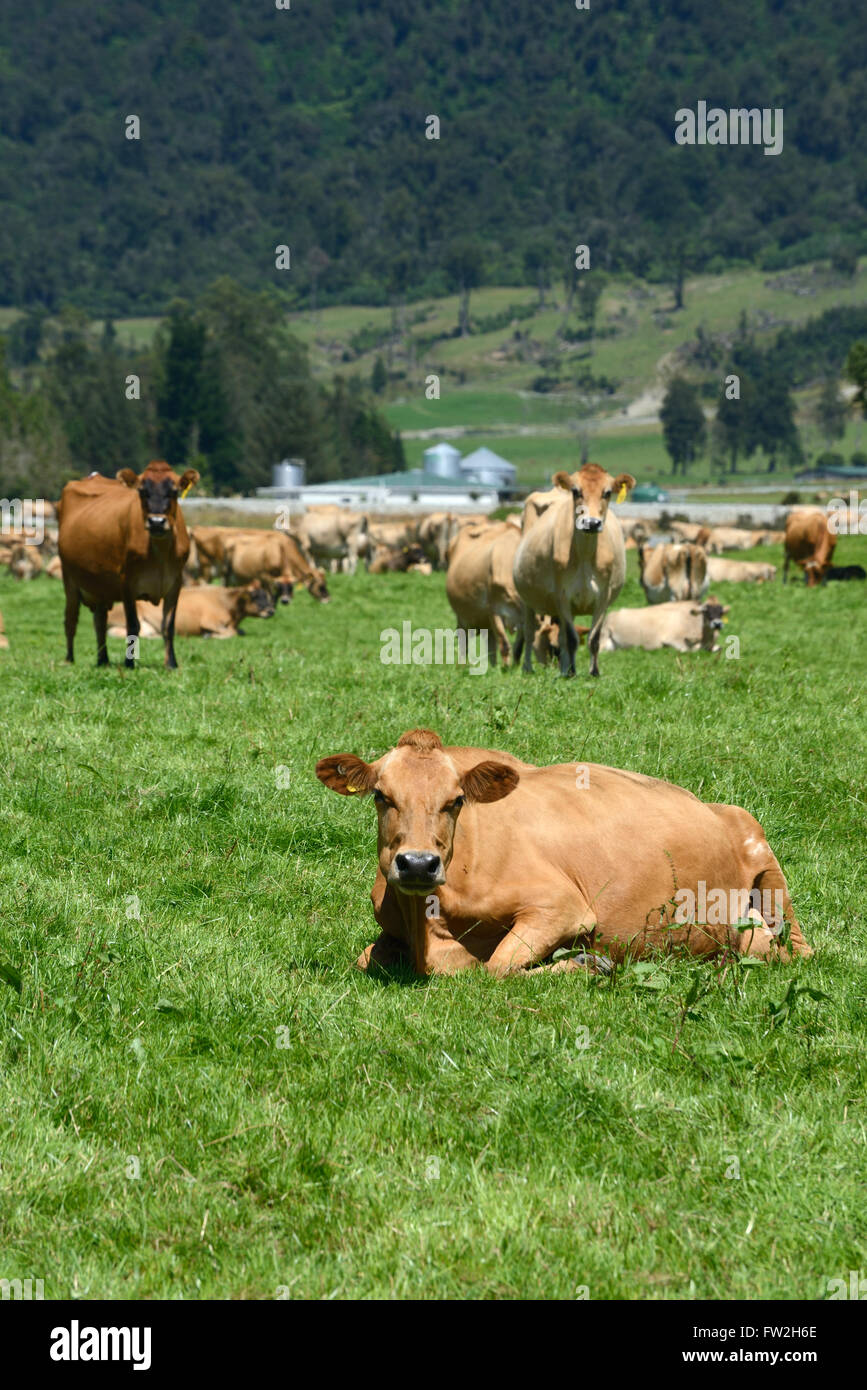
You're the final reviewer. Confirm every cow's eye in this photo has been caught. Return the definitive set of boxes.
[444,796,464,813]
[373,789,393,808]
[602,489,612,499]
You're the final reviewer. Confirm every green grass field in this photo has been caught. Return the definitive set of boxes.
[1,544,866,1300]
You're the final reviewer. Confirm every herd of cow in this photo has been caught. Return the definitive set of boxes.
[1,458,857,977]
[0,460,860,675]
[448,464,863,676]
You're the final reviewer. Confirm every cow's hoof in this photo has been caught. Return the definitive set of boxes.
[573,950,612,975]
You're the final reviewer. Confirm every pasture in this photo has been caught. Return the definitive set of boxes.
[0,540,865,1300]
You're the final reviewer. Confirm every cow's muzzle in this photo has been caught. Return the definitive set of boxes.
[147,515,170,534]
[576,516,603,532]
[391,851,444,892]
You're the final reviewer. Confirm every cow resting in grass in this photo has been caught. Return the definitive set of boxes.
[706,557,776,584]
[513,464,635,677]
[57,462,198,668]
[316,729,812,976]
[106,583,274,640]
[588,598,730,653]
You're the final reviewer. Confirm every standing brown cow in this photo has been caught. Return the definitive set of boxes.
[783,510,836,587]
[58,462,198,668]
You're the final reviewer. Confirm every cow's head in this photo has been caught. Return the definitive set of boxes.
[305,568,331,603]
[242,583,276,618]
[553,464,635,533]
[694,597,729,646]
[316,728,518,898]
[803,558,827,588]
[117,462,199,537]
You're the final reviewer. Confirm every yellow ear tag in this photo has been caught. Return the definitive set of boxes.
[616,483,628,504]
[180,483,192,499]
[346,784,360,793]
[722,617,729,624]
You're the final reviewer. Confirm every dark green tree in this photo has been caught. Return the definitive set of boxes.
[814,376,847,447]
[371,355,387,396]
[660,377,706,476]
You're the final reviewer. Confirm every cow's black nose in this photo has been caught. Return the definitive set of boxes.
[395,852,441,879]
[147,515,168,532]
[587,517,603,531]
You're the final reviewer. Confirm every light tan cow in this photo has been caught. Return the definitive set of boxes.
[417,512,461,570]
[366,517,419,554]
[292,509,370,574]
[638,541,709,604]
[591,598,730,652]
[706,557,777,583]
[223,530,330,603]
[446,521,523,665]
[513,464,635,676]
[669,521,712,545]
[705,526,761,553]
[783,511,837,587]
[189,525,236,582]
[316,727,812,976]
[107,584,275,639]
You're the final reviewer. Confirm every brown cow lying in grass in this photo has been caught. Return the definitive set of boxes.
[316,728,812,977]
[107,584,274,640]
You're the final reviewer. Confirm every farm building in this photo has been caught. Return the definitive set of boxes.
[255,442,518,511]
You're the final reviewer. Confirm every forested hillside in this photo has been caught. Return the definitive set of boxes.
[1,0,866,314]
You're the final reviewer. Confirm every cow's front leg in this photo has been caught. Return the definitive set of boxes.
[520,603,536,673]
[485,903,594,977]
[123,595,140,669]
[356,932,411,972]
[162,582,182,669]
[92,606,109,666]
[558,604,577,677]
[587,598,608,677]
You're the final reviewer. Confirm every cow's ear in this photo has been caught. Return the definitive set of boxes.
[178,469,200,495]
[553,471,573,492]
[316,754,377,797]
[462,761,519,804]
[612,473,636,502]
[116,469,139,488]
